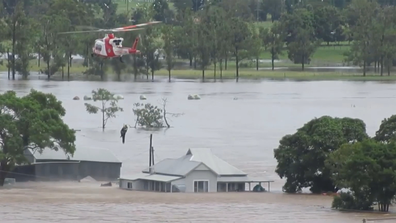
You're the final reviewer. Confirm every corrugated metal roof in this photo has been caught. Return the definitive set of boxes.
[139,174,181,182]
[142,156,201,176]
[119,173,181,182]
[187,148,247,176]
[140,148,247,177]
[119,173,150,180]
[29,147,121,163]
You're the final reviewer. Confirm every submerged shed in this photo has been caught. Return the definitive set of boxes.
[7,147,122,182]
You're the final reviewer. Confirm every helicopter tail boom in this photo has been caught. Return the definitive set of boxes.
[132,37,139,50]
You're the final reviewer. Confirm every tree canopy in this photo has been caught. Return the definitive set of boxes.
[0,89,76,186]
[3,0,396,81]
[274,114,396,212]
[274,116,368,193]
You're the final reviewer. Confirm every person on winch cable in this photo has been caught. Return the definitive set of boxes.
[120,124,128,144]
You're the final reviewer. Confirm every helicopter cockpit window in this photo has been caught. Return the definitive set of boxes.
[113,39,122,47]
[95,44,102,51]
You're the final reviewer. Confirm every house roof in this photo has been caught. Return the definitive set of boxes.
[142,155,202,176]
[119,173,181,183]
[28,147,121,163]
[187,148,247,176]
[142,148,246,177]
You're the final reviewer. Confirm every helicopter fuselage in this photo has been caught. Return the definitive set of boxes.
[91,36,139,59]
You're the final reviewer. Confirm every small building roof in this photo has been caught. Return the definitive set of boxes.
[28,147,121,163]
[139,174,181,182]
[142,148,246,177]
[119,173,181,183]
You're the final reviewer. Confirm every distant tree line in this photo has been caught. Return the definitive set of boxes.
[1,0,396,81]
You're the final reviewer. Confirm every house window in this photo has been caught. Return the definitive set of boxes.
[194,180,209,192]
[127,182,132,189]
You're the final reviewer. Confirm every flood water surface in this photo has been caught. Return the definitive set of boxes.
[1,77,396,222]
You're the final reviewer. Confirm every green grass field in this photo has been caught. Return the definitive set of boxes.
[258,43,349,65]
[3,58,394,82]
[44,68,396,82]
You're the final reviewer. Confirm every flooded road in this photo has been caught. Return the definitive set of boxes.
[1,76,396,222]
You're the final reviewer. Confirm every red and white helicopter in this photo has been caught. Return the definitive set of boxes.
[59,21,162,63]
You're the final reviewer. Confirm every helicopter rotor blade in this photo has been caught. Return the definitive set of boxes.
[113,28,144,33]
[58,28,144,35]
[57,21,162,35]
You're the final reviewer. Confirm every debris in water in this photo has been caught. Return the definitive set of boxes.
[79,176,96,182]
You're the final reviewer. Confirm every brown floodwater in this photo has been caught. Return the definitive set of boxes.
[1,74,396,222]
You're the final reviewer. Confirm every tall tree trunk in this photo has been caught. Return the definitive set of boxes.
[67,53,71,81]
[256,56,259,71]
[38,49,41,67]
[7,48,10,79]
[225,54,228,70]
[380,56,384,76]
[363,60,366,76]
[168,69,171,82]
[12,20,16,80]
[47,60,50,80]
[214,59,217,80]
[235,50,239,82]
[271,47,275,70]
[301,55,305,71]
[220,58,223,80]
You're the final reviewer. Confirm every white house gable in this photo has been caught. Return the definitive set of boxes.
[194,163,210,171]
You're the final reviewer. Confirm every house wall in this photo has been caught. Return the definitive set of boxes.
[172,178,186,192]
[35,162,80,181]
[6,165,36,182]
[184,169,218,192]
[78,161,121,181]
[119,179,144,190]
[9,160,122,182]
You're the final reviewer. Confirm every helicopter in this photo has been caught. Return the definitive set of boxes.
[59,21,162,63]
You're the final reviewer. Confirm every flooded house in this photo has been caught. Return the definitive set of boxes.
[119,148,273,193]
[7,147,121,182]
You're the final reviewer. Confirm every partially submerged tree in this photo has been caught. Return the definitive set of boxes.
[273,116,368,194]
[0,89,76,186]
[132,102,164,128]
[84,88,124,130]
[327,139,396,212]
[132,98,182,129]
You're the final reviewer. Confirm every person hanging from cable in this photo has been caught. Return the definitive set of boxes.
[120,124,128,144]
